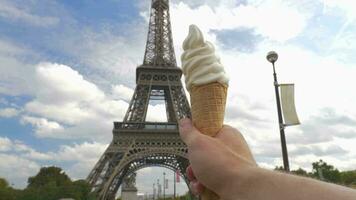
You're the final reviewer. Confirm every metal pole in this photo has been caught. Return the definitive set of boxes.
[173,171,176,200]
[157,179,160,199]
[163,172,166,200]
[153,183,155,200]
[272,62,290,172]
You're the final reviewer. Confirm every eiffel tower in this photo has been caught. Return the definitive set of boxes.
[87,0,191,199]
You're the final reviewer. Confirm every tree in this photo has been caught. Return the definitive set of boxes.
[68,180,96,200]
[27,166,71,189]
[0,177,21,200]
[340,170,356,186]
[291,168,309,177]
[311,160,341,183]
[274,166,285,171]
[21,166,96,200]
[0,178,9,188]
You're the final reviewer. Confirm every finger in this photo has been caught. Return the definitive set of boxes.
[189,181,198,195]
[179,118,202,146]
[195,181,205,194]
[190,181,205,195]
[186,165,196,181]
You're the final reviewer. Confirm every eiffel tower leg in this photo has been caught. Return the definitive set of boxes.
[98,140,134,200]
[87,143,117,187]
[105,166,130,200]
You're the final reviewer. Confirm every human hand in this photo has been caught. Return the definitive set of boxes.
[179,118,257,199]
[179,118,356,200]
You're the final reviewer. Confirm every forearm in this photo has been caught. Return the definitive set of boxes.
[227,168,356,200]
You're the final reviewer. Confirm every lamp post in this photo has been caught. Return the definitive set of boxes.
[163,172,166,200]
[173,171,176,200]
[157,179,160,199]
[266,51,290,172]
[153,183,156,200]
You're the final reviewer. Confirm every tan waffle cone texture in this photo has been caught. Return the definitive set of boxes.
[191,82,228,137]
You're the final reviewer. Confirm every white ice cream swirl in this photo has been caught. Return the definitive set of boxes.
[181,24,229,92]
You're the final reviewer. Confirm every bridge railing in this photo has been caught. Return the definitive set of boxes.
[114,122,178,131]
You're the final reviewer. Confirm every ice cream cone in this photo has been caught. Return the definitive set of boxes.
[191,82,228,137]
[181,24,229,200]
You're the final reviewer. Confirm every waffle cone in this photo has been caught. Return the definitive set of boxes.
[191,82,228,137]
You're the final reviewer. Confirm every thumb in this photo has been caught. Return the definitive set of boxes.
[179,118,201,146]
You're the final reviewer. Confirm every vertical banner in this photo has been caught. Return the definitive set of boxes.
[176,170,181,183]
[280,84,300,126]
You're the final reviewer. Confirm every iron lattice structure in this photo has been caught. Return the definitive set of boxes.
[87,0,191,199]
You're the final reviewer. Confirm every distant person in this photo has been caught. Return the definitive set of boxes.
[179,118,356,200]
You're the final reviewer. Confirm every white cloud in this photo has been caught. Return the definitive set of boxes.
[0,137,108,187]
[322,0,356,20]
[25,101,93,125]
[0,108,20,118]
[54,142,107,162]
[34,62,105,104]
[0,154,40,188]
[146,104,168,122]
[16,62,130,140]
[53,142,108,179]
[0,39,27,56]
[0,137,12,152]
[112,85,134,102]
[0,39,36,96]
[0,137,53,161]
[169,0,308,47]
[20,116,64,138]
[0,0,59,27]
[55,27,145,87]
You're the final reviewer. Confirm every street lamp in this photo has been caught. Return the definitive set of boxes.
[163,172,166,200]
[266,51,290,172]
[153,183,156,200]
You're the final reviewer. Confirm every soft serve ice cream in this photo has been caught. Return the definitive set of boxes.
[180,24,229,139]
[181,24,229,92]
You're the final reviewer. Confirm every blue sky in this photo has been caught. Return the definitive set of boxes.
[1,0,356,195]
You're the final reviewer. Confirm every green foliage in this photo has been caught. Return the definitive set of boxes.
[274,161,356,188]
[311,160,341,183]
[0,166,95,200]
[0,178,22,200]
[274,166,285,171]
[27,166,71,189]
[340,170,356,185]
[177,191,192,200]
[291,168,309,177]
[0,178,9,189]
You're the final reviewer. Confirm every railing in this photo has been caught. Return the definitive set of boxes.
[114,122,178,131]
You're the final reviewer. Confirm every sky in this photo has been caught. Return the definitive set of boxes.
[1,0,356,196]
